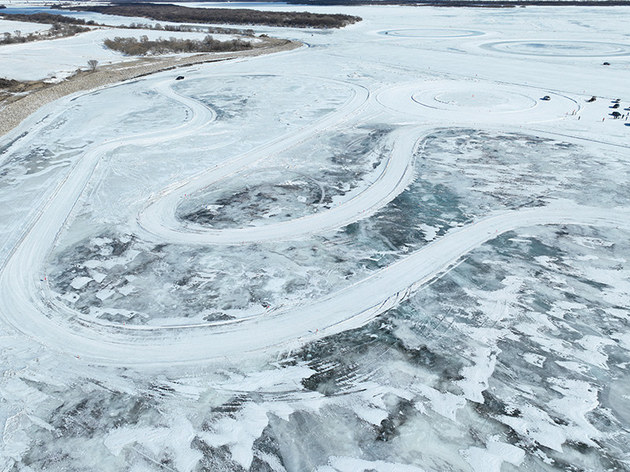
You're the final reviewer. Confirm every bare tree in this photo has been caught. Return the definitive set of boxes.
[87,59,98,71]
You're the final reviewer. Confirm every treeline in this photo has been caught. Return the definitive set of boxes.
[0,22,90,45]
[103,34,254,55]
[65,3,362,28]
[1,12,255,35]
[0,12,96,25]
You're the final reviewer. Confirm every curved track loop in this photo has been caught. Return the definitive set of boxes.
[0,80,215,271]
[138,126,418,245]
[136,79,371,244]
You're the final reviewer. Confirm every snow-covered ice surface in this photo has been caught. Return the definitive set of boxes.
[1,3,630,471]
[0,23,250,81]
[0,18,51,35]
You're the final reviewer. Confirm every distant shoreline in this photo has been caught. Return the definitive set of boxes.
[0,38,300,137]
[280,0,630,6]
[107,0,630,6]
[63,3,362,28]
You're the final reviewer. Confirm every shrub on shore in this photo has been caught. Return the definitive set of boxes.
[1,12,96,25]
[0,78,20,89]
[0,22,89,45]
[103,34,254,55]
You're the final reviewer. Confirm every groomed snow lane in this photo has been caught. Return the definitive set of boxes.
[1,201,627,367]
[136,78,371,244]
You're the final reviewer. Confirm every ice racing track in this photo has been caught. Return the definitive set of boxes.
[1,74,628,369]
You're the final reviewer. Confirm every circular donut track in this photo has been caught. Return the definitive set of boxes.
[480,40,630,57]
[378,28,484,39]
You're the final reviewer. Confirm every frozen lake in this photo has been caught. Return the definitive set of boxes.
[0,3,629,471]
